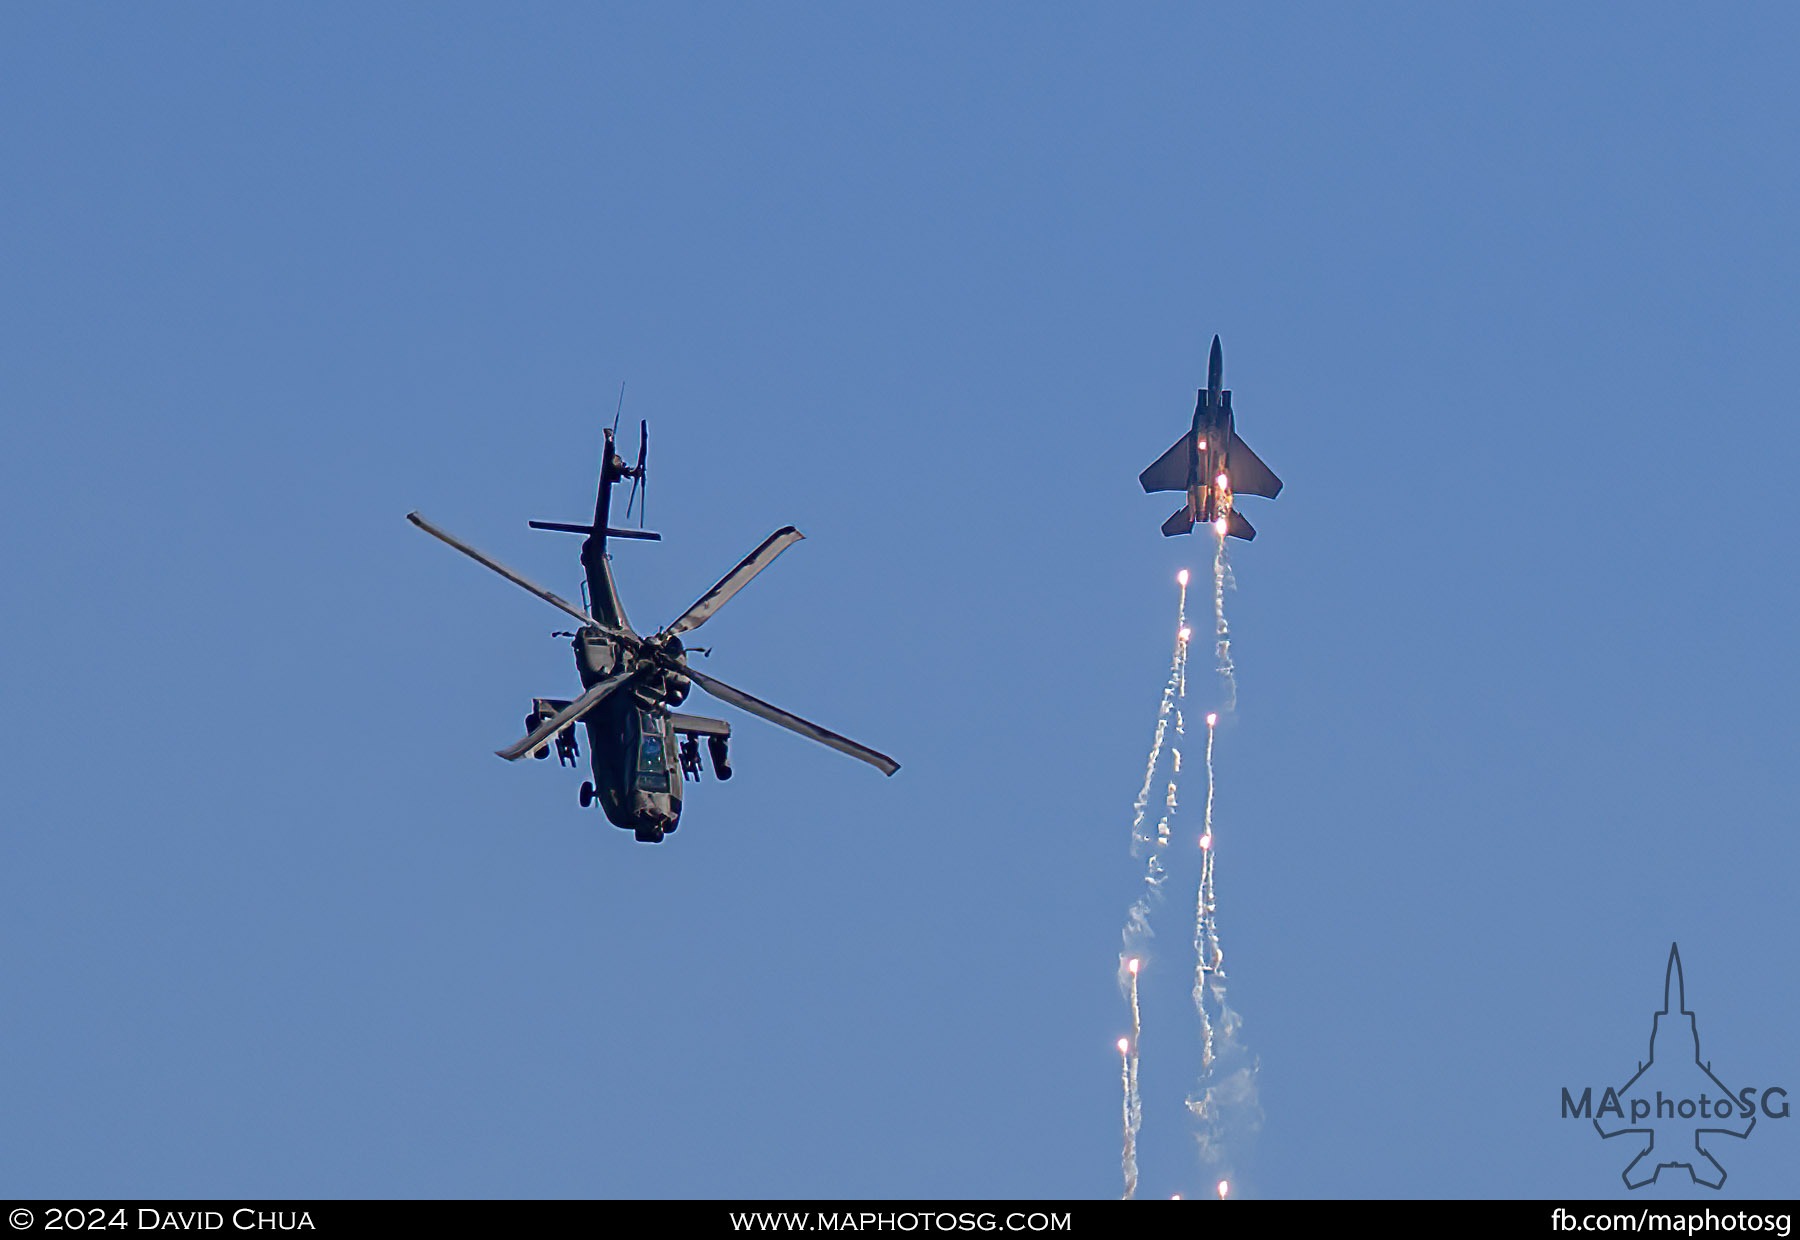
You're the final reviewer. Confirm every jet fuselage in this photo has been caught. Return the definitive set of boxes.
[1138,334,1281,541]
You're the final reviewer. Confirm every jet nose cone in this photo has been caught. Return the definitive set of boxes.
[1208,335,1223,389]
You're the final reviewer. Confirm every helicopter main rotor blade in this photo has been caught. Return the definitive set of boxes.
[407,511,637,646]
[496,668,636,762]
[686,667,899,776]
[663,527,804,638]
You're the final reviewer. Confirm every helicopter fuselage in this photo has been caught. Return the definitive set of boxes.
[572,627,689,838]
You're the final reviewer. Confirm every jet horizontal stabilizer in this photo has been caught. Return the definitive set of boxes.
[1161,506,1195,538]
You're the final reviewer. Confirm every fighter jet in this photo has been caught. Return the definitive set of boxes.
[1138,335,1282,540]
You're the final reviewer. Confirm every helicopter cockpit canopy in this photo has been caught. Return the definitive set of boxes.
[635,709,675,793]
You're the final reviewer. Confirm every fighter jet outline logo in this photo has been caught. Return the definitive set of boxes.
[1591,943,1755,1189]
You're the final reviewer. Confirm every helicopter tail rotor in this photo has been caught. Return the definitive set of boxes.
[528,417,661,542]
[624,419,648,526]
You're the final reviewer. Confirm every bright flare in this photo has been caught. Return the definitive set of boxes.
[1217,1180,1229,1200]
[1117,1037,1130,1055]
[1214,473,1229,489]
[1205,712,1218,727]
[1213,516,1227,535]
[1178,626,1192,644]
[1199,832,1212,851]
[1177,568,1190,586]
[1127,957,1140,976]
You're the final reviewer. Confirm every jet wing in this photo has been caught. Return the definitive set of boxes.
[1227,432,1282,499]
[1139,433,1191,494]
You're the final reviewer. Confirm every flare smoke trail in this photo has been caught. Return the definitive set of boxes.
[1128,573,1189,856]
[1212,530,1237,713]
[1117,1038,1137,1200]
[1128,958,1143,1060]
[1198,715,1222,994]
[1187,529,1261,1180]
[1120,959,1144,1198]
[1193,716,1218,1071]
[1117,573,1190,1199]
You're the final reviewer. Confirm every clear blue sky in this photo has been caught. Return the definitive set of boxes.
[3,4,1796,1199]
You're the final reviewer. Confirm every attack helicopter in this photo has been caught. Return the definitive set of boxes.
[408,420,898,843]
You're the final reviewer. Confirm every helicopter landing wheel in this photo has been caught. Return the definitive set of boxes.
[634,825,665,844]
[579,782,596,809]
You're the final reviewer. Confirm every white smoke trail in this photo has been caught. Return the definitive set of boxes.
[1186,539,1261,1183]
[1122,576,1192,940]
[1117,1037,1137,1199]
[1212,528,1237,714]
[1198,719,1222,984]
[1127,1048,1142,1166]
[1193,716,1218,1071]
[1116,572,1191,1199]
[1128,959,1143,1058]
[1124,632,1190,920]
[1122,959,1144,1198]
[1128,574,1189,855]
